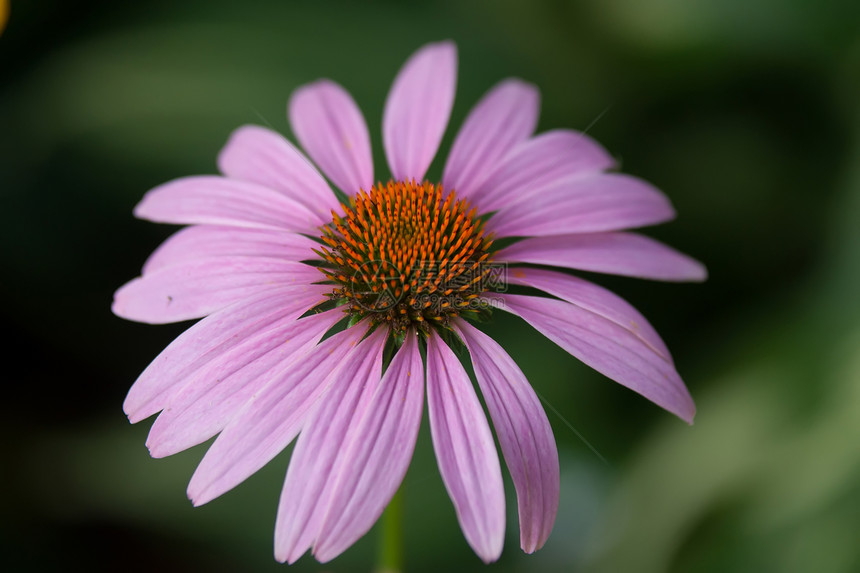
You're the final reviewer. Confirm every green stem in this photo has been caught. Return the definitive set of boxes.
[376,487,404,573]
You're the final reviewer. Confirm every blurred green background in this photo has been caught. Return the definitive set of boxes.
[3,0,859,571]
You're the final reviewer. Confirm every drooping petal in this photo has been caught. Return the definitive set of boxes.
[495,232,708,282]
[121,286,326,423]
[142,225,319,275]
[442,79,539,197]
[504,267,672,361]
[275,328,387,563]
[426,334,505,563]
[488,173,675,238]
[469,129,615,212]
[113,257,324,324]
[496,293,696,423]
[187,326,384,507]
[383,41,457,183]
[146,309,342,458]
[454,321,559,553]
[312,330,424,562]
[288,80,374,195]
[134,176,319,232]
[216,125,340,221]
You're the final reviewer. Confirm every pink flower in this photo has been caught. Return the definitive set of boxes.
[113,41,705,564]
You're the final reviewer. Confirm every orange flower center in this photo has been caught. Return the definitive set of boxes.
[319,179,496,332]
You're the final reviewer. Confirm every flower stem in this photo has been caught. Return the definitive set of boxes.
[376,487,404,573]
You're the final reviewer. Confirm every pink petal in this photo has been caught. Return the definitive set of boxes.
[112,257,323,324]
[496,293,696,423]
[134,175,319,233]
[312,330,424,562]
[426,334,505,563]
[288,80,374,195]
[488,173,675,238]
[216,125,340,221]
[442,79,539,196]
[274,328,387,563]
[454,321,559,553]
[142,225,319,275]
[187,326,384,507]
[383,41,457,183]
[504,267,672,361]
[145,309,343,458]
[496,232,708,282]
[470,129,615,212]
[122,286,326,423]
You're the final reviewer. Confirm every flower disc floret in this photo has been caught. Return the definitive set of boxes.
[319,179,494,332]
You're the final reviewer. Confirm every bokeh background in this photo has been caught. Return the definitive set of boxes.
[3,0,860,571]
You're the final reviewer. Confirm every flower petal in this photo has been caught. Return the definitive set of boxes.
[216,125,340,221]
[470,129,615,212]
[134,175,319,232]
[496,293,696,423]
[383,41,457,182]
[488,173,675,238]
[145,309,342,458]
[426,334,505,563]
[288,80,374,195]
[495,232,708,282]
[142,225,319,275]
[122,286,325,423]
[274,328,387,563]
[442,79,539,196]
[312,330,424,562]
[187,326,384,507]
[504,267,672,361]
[113,257,323,324]
[454,321,559,553]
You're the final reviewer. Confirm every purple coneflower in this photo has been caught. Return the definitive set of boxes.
[113,41,705,564]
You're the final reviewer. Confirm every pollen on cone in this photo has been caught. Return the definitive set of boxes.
[319,179,495,332]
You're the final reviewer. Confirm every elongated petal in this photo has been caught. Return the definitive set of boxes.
[188,326,383,507]
[113,257,323,324]
[497,294,695,423]
[275,329,387,563]
[312,330,424,562]
[146,309,342,458]
[496,232,707,282]
[288,80,374,195]
[134,175,319,232]
[443,79,539,196]
[488,174,675,238]
[216,125,340,221]
[470,129,615,212]
[142,226,319,275]
[426,334,505,563]
[383,41,457,182]
[122,286,326,423]
[504,267,672,360]
[454,321,559,553]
